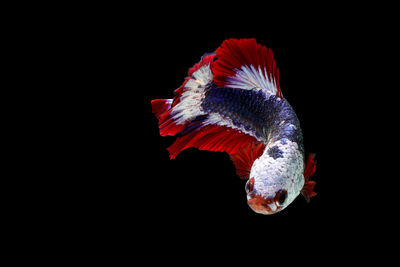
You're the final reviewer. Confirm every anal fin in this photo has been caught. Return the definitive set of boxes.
[167,125,260,160]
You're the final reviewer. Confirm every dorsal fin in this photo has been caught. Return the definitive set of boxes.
[211,38,282,98]
[230,142,266,179]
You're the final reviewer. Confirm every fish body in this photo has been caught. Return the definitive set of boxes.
[151,39,316,214]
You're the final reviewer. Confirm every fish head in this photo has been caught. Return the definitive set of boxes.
[245,153,304,215]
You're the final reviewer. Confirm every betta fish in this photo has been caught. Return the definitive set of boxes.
[151,38,317,215]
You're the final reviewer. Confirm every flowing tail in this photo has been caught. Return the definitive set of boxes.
[151,39,281,176]
[151,52,259,160]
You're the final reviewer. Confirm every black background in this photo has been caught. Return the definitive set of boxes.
[133,24,360,222]
[60,7,395,262]
[113,25,358,244]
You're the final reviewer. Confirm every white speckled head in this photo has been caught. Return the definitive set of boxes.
[246,140,304,215]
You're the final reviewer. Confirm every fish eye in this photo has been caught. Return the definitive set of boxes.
[275,190,287,206]
[245,178,254,193]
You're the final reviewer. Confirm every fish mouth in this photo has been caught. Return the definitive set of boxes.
[247,194,280,215]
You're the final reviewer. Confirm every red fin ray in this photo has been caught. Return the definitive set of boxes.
[171,77,190,108]
[151,54,216,137]
[151,99,172,118]
[301,153,317,202]
[211,38,281,97]
[167,125,259,159]
[151,104,187,137]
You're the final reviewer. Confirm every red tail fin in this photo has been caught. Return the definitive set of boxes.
[151,99,172,118]
[151,99,186,136]
[151,49,265,161]
[151,53,216,138]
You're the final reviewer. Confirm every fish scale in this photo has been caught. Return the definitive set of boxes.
[201,83,303,152]
[151,38,316,215]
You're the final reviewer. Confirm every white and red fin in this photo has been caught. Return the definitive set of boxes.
[151,98,186,137]
[151,53,216,137]
[230,142,266,179]
[188,52,215,76]
[151,41,270,178]
[211,38,282,98]
[151,99,172,117]
[301,153,317,202]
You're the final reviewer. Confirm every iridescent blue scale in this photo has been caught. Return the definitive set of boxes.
[201,83,303,154]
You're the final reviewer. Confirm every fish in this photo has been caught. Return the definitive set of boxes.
[151,38,317,215]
